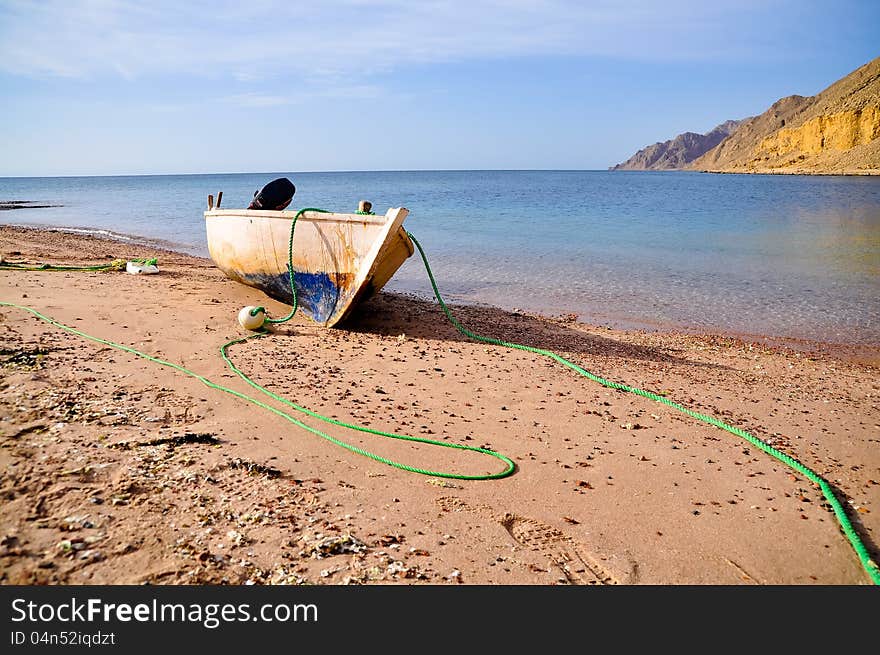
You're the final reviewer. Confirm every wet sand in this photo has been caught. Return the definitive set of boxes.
[1,225,878,584]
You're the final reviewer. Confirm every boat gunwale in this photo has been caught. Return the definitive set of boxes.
[332,207,410,325]
[204,208,389,225]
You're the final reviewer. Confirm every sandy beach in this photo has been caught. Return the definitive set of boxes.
[1,225,878,585]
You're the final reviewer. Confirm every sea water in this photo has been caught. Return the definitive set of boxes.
[1,170,878,344]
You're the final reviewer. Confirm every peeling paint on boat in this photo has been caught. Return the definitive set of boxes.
[205,207,411,326]
[240,269,352,324]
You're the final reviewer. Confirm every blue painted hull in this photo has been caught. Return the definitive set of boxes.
[241,269,352,325]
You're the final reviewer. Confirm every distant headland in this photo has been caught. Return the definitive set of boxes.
[612,56,880,175]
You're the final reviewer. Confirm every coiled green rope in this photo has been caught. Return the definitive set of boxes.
[231,207,514,478]
[405,230,880,585]
[0,301,514,479]
[220,331,514,478]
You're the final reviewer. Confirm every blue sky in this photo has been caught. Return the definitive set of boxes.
[1,0,877,176]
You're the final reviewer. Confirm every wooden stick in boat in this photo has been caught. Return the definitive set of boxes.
[208,194,214,210]
[216,191,223,208]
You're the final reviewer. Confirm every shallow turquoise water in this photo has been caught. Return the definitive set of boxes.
[1,170,878,344]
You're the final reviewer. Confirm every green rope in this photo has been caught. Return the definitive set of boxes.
[220,331,513,478]
[1,259,124,272]
[0,257,156,272]
[0,301,514,480]
[405,230,880,585]
[234,207,512,478]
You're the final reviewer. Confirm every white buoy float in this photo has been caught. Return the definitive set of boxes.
[238,306,266,330]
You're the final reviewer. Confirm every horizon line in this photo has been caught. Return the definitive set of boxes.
[0,168,703,179]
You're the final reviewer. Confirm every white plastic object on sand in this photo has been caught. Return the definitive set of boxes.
[238,305,266,330]
[126,261,159,274]
[238,306,266,330]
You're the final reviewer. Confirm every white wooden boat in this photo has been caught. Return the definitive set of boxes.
[205,206,413,327]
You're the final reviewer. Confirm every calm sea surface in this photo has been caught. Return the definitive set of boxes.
[1,171,878,344]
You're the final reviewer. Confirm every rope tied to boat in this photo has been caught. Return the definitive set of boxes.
[241,208,329,329]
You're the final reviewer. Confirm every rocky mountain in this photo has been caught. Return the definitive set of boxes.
[689,57,880,174]
[610,119,744,170]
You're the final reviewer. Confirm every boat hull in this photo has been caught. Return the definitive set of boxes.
[205,207,412,326]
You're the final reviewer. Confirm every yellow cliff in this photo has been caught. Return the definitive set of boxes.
[689,57,880,175]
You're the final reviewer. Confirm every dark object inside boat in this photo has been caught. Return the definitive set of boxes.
[248,177,296,210]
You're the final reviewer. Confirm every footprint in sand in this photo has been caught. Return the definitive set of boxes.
[436,495,488,513]
[435,496,635,585]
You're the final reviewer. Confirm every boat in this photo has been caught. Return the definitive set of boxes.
[205,202,413,327]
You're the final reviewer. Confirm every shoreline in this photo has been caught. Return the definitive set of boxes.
[2,225,878,585]
[0,221,203,256]
[4,223,876,364]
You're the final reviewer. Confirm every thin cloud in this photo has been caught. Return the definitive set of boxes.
[223,93,296,108]
[222,84,383,107]
[0,0,804,80]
